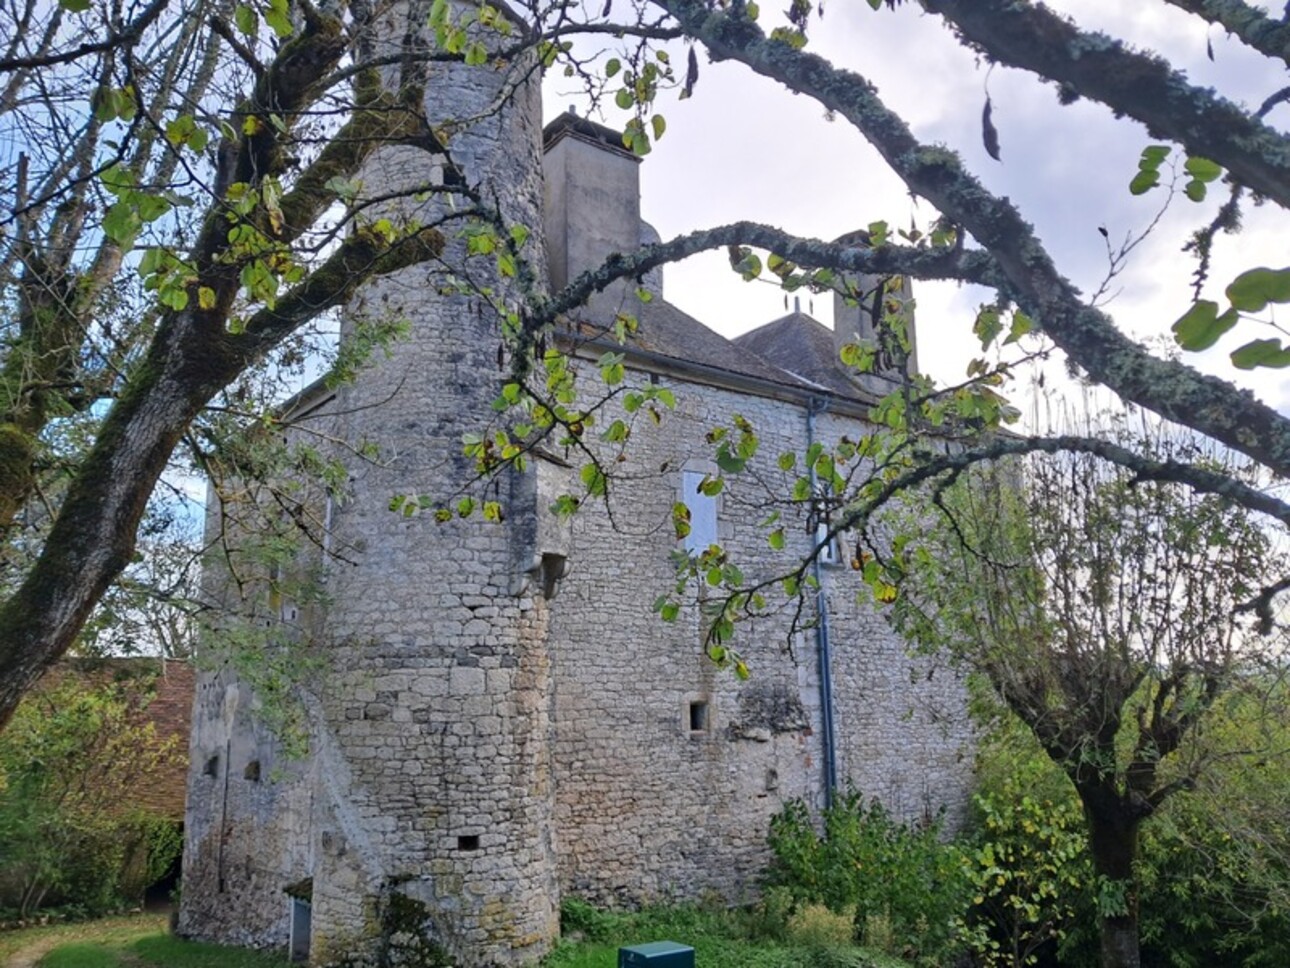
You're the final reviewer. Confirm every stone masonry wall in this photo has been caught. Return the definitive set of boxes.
[547,367,974,907]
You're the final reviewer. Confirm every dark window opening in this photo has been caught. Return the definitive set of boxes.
[457,835,480,851]
[244,760,261,782]
[203,755,219,777]
[689,701,709,732]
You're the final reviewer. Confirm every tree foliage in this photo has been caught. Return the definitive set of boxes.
[0,670,183,917]
[972,696,1290,968]
[892,420,1285,967]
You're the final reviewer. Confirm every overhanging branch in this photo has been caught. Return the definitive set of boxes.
[923,0,1290,209]
[660,0,1290,477]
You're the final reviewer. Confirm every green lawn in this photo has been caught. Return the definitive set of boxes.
[0,914,167,962]
[4,904,911,968]
[542,902,913,968]
[0,913,291,968]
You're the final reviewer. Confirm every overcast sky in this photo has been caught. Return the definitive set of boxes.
[541,1,1290,421]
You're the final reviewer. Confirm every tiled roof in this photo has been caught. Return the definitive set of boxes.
[567,298,873,403]
[733,310,871,400]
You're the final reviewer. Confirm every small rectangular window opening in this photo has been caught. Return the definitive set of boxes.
[689,701,709,733]
[203,755,220,777]
[682,470,719,555]
[457,835,480,852]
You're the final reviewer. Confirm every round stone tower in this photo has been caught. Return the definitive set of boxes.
[307,4,558,964]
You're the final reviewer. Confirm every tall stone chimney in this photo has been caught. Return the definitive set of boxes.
[831,231,919,397]
[542,111,661,303]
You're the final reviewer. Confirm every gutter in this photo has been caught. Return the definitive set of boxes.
[805,396,839,809]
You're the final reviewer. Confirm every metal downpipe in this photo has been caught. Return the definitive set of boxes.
[806,397,839,809]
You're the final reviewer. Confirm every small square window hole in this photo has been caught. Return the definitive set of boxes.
[457,835,480,852]
[689,701,709,733]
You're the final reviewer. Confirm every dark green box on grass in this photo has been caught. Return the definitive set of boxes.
[618,940,695,967]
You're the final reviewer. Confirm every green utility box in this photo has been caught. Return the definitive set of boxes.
[618,940,695,967]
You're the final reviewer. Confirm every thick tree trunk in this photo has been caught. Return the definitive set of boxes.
[0,315,240,729]
[1086,802,1142,968]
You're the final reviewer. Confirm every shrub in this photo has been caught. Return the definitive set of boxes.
[961,778,1087,967]
[766,789,971,966]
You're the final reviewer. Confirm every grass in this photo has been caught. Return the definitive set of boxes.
[542,901,914,968]
[5,903,913,968]
[0,914,167,961]
[0,912,291,968]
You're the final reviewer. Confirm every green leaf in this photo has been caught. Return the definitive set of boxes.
[1226,267,1290,313]
[715,450,745,476]
[580,463,606,496]
[768,529,785,551]
[234,4,257,35]
[1172,300,1238,351]
[605,58,621,78]
[102,201,141,248]
[973,305,1003,350]
[777,452,796,471]
[1129,169,1160,195]
[615,89,634,110]
[1004,310,1034,344]
[651,114,666,141]
[1139,145,1171,167]
[1184,156,1222,182]
[59,0,91,10]
[136,194,171,222]
[1231,338,1290,369]
[1184,180,1207,202]
[264,0,293,38]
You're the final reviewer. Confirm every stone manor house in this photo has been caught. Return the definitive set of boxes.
[179,27,974,968]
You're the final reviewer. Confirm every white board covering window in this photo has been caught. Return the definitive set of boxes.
[682,470,719,555]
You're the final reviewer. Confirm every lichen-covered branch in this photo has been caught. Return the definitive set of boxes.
[536,220,1000,326]
[660,0,1290,479]
[1160,0,1290,67]
[922,0,1290,209]
[237,226,445,353]
[837,432,1290,534]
